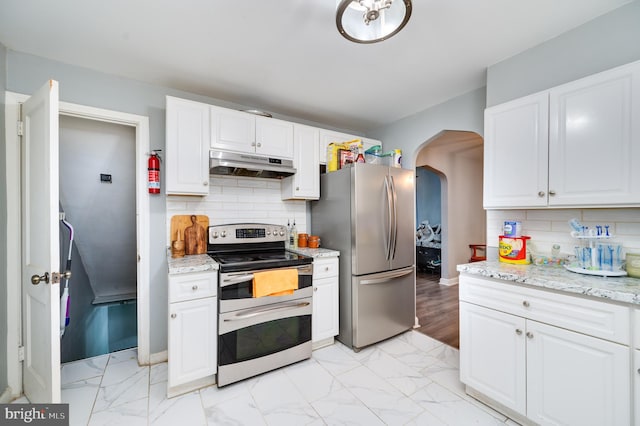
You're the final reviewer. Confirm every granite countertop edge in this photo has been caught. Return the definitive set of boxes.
[168,254,219,275]
[287,247,340,258]
[457,260,640,305]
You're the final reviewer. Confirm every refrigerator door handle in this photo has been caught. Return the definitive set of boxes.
[389,175,398,260]
[383,175,393,260]
[359,267,414,285]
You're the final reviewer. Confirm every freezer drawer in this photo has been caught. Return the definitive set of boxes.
[352,266,415,349]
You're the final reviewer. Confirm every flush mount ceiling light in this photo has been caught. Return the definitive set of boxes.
[336,0,412,44]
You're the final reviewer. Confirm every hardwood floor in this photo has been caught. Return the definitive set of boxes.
[415,271,459,348]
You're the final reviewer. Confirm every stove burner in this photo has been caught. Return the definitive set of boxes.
[208,249,312,272]
[207,224,312,272]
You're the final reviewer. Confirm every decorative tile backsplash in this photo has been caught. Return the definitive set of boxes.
[486,208,640,258]
[166,176,307,245]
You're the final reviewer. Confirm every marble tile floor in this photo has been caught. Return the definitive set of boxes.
[12,331,519,425]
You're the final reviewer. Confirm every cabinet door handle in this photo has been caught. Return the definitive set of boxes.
[203,181,208,186]
[251,142,256,147]
[549,190,556,196]
[324,267,329,271]
[170,313,177,319]
[314,287,318,292]
[257,142,262,147]
[538,191,545,197]
[192,285,199,290]
[522,300,530,307]
[515,329,522,335]
[526,332,534,339]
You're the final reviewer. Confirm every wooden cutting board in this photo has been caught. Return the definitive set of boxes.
[171,215,209,255]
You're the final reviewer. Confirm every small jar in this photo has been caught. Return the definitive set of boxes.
[627,253,640,278]
[298,233,308,248]
[308,235,320,248]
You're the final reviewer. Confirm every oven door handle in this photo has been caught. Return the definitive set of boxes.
[224,301,310,321]
[222,274,255,285]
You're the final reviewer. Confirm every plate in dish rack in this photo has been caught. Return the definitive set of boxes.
[564,265,627,277]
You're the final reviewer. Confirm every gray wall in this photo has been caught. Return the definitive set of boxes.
[487,1,640,107]
[4,50,363,355]
[416,168,441,227]
[367,87,486,170]
[59,116,137,303]
[0,42,7,395]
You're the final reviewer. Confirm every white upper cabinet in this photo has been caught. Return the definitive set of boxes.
[483,92,549,208]
[210,105,256,153]
[255,116,294,158]
[210,106,293,159]
[484,60,640,209]
[282,124,320,200]
[166,96,211,196]
[548,63,640,206]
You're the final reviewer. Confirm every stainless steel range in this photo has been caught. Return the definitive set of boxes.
[208,223,313,387]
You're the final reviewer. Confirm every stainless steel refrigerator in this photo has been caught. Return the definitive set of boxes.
[311,163,415,350]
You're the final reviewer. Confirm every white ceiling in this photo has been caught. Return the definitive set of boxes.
[0,0,631,132]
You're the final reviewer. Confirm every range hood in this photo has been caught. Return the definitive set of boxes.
[210,150,296,179]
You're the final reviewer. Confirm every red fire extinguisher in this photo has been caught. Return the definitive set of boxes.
[148,150,161,194]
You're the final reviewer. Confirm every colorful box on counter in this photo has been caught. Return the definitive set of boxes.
[499,235,531,264]
[327,139,362,172]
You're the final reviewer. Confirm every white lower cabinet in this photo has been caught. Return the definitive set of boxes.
[526,320,629,426]
[168,271,217,397]
[460,302,526,414]
[460,275,631,425]
[635,349,640,426]
[312,257,339,348]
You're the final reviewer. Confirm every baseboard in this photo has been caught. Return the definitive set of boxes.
[439,276,459,286]
[149,350,168,365]
[0,387,14,403]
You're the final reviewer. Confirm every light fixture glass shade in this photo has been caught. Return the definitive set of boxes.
[336,0,412,44]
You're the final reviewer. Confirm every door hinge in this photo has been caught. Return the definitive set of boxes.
[51,272,61,284]
[17,120,24,136]
[18,346,24,362]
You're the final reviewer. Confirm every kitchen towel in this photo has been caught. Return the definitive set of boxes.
[252,269,298,297]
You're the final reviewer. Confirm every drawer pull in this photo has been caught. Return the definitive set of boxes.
[325,267,329,271]
[522,300,530,307]
[192,285,198,290]
[526,332,534,339]
[314,287,318,292]
[515,329,522,335]
[170,313,176,319]
[538,191,545,197]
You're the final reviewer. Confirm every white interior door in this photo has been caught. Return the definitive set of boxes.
[21,80,61,403]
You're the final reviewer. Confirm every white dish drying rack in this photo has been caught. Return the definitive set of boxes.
[565,230,627,277]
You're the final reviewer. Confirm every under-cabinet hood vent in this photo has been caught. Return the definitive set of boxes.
[210,150,296,179]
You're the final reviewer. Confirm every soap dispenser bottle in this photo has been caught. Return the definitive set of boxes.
[291,220,298,249]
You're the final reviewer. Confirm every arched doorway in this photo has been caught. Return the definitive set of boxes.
[414,130,485,348]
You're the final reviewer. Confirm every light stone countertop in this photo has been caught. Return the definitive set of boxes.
[287,247,340,258]
[168,254,219,275]
[457,260,640,305]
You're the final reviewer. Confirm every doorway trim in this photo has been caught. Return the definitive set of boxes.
[4,91,150,397]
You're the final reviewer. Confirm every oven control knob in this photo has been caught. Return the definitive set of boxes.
[211,231,219,239]
[279,230,285,237]
[266,230,271,236]
[221,231,227,238]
